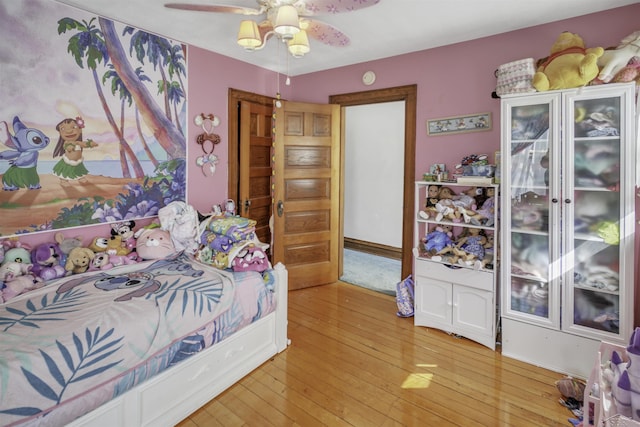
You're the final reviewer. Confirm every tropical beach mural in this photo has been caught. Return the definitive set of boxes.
[0,0,187,237]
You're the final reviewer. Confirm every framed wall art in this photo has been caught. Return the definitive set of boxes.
[427,112,492,136]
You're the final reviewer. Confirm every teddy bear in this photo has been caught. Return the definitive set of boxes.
[532,32,604,91]
[30,242,67,281]
[596,30,640,83]
[64,247,95,275]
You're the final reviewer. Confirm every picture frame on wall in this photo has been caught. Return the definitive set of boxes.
[427,112,492,136]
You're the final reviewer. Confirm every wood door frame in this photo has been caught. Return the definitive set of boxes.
[329,85,417,280]
[227,88,275,203]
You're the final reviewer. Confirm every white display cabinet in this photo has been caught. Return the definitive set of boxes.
[499,82,636,378]
[413,181,499,350]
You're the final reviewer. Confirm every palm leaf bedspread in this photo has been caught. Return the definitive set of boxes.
[0,252,267,427]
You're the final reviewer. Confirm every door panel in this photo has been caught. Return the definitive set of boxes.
[239,101,273,248]
[273,101,340,289]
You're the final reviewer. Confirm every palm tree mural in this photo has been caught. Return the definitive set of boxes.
[57,17,144,178]
[100,18,185,159]
[102,64,159,170]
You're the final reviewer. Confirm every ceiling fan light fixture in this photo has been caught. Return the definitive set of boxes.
[237,20,262,49]
[287,29,310,57]
[273,5,299,39]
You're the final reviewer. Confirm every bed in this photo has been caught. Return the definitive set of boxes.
[0,251,289,427]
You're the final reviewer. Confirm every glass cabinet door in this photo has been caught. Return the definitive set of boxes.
[501,94,561,328]
[563,88,629,337]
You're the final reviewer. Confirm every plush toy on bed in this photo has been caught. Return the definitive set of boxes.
[135,227,176,260]
[54,232,83,258]
[532,32,604,91]
[88,251,137,271]
[30,241,67,281]
[0,261,44,303]
[1,240,32,266]
[64,247,95,275]
[111,220,138,253]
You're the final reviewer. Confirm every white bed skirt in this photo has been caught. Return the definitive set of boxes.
[67,262,289,427]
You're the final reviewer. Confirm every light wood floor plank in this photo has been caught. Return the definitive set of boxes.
[178,282,575,426]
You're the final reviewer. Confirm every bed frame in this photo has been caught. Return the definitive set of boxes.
[66,262,289,427]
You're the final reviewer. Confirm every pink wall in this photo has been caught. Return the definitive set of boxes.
[291,4,640,178]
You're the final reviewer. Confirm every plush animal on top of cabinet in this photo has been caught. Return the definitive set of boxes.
[532,32,604,91]
[596,30,640,83]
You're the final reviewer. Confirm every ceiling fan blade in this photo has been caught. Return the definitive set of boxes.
[164,3,263,15]
[303,19,349,47]
[298,0,380,16]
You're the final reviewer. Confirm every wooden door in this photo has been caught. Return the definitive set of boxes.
[239,101,273,248]
[272,100,341,289]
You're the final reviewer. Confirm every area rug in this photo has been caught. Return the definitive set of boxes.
[340,249,401,295]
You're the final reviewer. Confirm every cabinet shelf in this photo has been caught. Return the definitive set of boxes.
[413,181,499,350]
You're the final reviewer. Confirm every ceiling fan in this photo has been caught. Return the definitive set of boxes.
[164,0,380,57]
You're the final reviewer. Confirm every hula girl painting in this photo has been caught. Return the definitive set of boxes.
[52,117,98,183]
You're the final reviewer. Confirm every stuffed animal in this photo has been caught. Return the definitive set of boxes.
[30,242,67,281]
[135,228,176,260]
[54,232,83,256]
[88,251,138,271]
[88,236,131,257]
[532,32,604,91]
[597,31,640,83]
[111,220,137,253]
[0,261,32,281]
[64,247,95,275]
[1,271,44,303]
[1,240,32,266]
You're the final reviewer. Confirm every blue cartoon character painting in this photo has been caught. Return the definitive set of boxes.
[0,116,50,190]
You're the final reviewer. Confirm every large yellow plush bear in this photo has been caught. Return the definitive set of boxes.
[532,32,604,91]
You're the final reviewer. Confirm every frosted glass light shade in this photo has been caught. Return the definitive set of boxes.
[273,5,299,38]
[237,20,262,49]
[287,29,310,57]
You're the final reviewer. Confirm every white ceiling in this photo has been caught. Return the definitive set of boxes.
[54,0,638,76]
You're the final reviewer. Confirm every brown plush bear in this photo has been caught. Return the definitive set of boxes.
[532,32,604,91]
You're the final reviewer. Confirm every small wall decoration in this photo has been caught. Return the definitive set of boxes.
[427,112,492,136]
[194,113,221,176]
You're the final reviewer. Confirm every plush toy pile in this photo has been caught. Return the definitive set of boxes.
[0,201,272,303]
[498,30,640,94]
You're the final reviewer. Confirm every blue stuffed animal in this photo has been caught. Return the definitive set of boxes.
[0,116,50,190]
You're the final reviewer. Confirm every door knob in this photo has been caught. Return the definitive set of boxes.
[244,199,251,213]
[277,200,284,217]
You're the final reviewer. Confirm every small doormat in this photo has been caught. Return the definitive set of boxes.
[341,249,401,295]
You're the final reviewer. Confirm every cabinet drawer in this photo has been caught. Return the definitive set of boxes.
[415,260,493,291]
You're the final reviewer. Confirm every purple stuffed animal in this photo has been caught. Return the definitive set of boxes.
[31,242,67,281]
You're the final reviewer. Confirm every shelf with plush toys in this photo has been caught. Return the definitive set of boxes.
[412,177,500,350]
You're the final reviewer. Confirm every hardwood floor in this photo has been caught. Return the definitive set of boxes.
[177,282,575,426]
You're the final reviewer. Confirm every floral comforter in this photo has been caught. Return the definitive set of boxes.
[0,252,276,427]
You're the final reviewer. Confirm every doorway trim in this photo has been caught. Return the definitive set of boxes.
[227,88,275,202]
[329,85,417,280]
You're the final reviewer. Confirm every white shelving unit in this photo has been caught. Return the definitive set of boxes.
[413,181,499,349]
[499,83,636,379]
